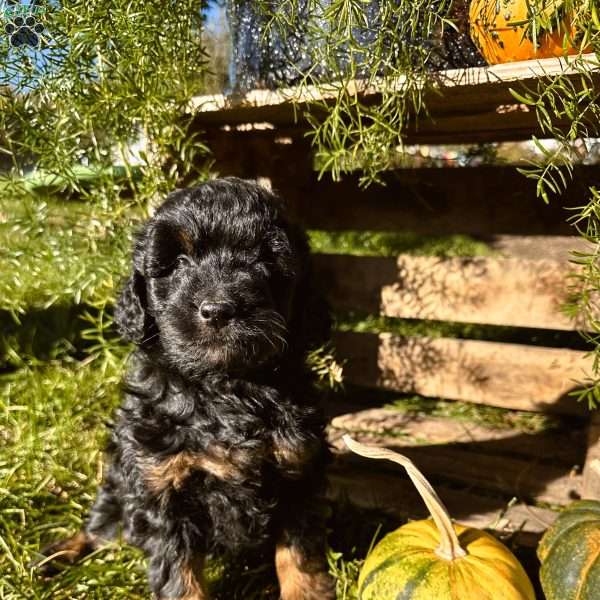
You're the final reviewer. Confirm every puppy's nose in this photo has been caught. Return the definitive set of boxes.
[199,300,235,323]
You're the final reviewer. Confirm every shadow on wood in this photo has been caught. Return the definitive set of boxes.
[324,402,587,546]
[332,331,592,415]
[315,253,590,330]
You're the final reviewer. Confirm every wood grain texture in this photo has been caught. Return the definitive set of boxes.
[328,408,586,465]
[487,235,590,261]
[315,253,588,330]
[333,331,592,415]
[328,428,581,505]
[284,168,600,241]
[326,467,558,547]
[191,56,599,146]
[193,56,598,116]
[286,166,598,235]
[583,412,600,500]
[201,129,598,237]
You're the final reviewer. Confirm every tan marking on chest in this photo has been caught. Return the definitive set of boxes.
[143,447,250,494]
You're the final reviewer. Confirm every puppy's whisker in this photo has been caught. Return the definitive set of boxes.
[250,328,278,352]
[252,323,288,352]
[140,332,159,345]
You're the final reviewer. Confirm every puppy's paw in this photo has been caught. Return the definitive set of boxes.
[280,569,336,600]
[276,544,336,600]
[30,531,96,577]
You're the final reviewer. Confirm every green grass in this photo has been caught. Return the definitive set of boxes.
[0,356,139,599]
[385,394,560,433]
[0,196,135,315]
[336,311,592,350]
[0,166,142,195]
[308,230,493,258]
[338,385,562,434]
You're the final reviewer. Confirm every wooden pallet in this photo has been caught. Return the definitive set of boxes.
[192,56,600,542]
[326,406,584,546]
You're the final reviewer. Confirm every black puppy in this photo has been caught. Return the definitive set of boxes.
[37,178,335,600]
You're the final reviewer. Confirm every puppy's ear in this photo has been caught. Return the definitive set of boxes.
[114,271,148,344]
[113,219,189,344]
[144,220,193,277]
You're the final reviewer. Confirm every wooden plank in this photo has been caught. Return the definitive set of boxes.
[282,166,596,236]
[191,56,599,144]
[583,412,600,500]
[327,467,557,547]
[201,130,598,236]
[329,428,582,505]
[333,331,592,415]
[193,55,599,117]
[488,235,590,261]
[203,128,314,182]
[314,253,587,331]
[328,408,586,466]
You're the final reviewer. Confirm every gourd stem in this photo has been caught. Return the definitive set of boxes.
[343,434,467,561]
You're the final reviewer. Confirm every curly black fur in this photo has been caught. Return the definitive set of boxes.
[36,178,335,600]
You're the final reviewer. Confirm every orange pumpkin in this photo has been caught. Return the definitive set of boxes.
[469,0,587,64]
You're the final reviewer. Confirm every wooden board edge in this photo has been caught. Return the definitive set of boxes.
[332,330,593,415]
[190,55,598,117]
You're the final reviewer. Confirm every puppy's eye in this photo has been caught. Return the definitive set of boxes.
[175,255,193,269]
[253,262,269,277]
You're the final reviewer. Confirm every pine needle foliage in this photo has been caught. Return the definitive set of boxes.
[255,0,456,186]
[0,0,210,205]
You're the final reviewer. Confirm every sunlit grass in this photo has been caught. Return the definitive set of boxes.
[0,195,136,315]
[308,230,492,258]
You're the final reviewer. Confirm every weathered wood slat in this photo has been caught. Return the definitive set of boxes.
[327,467,557,547]
[284,166,597,236]
[202,126,598,236]
[315,253,586,330]
[487,235,589,261]
[328,408,586,466]
[334,331,592,415]
[583,412,600,500]
[205,134,597,236]
[329,428,581,505]
[192,56,599,145]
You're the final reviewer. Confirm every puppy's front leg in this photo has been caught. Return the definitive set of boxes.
[148,546,209,600]
[273,441,318,479]
[272,425,325,480]
[275,527,335,600]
